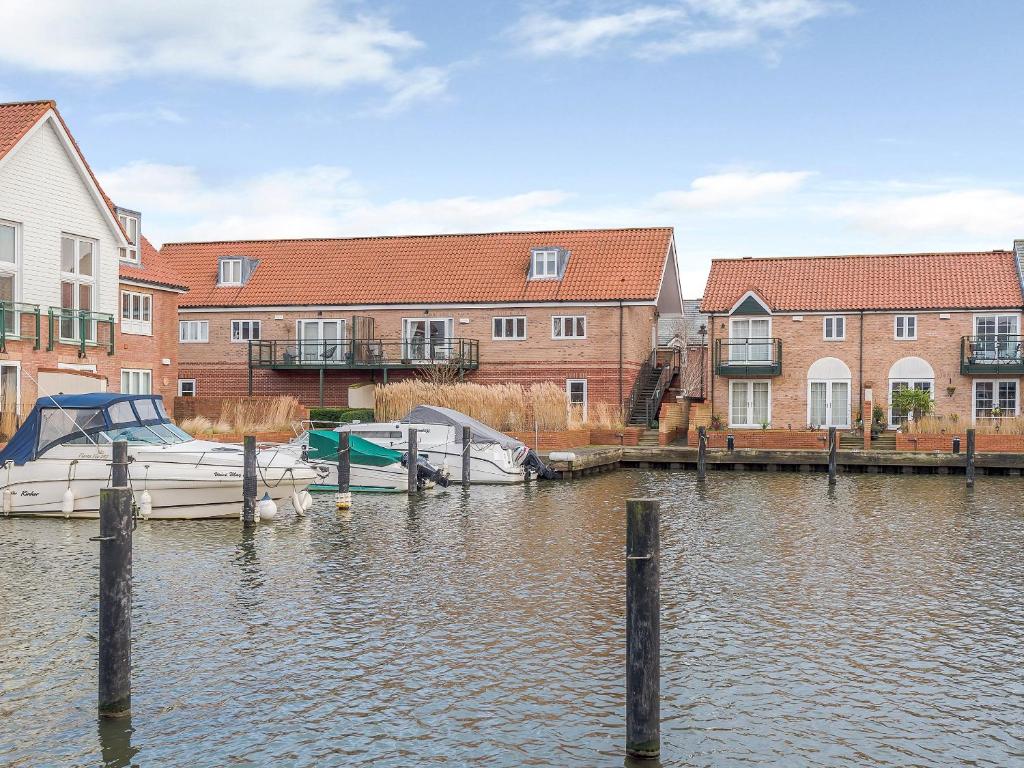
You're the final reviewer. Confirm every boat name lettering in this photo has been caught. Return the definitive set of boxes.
[213,471,242,478]
[19,490,39,497]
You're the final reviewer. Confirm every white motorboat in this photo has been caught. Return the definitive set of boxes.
[0,393,319,520]
[341,405,556,484]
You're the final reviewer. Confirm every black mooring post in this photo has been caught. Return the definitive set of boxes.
[697,426,707,480]
[111,440,129,487]
[966,428,976,487]
[726,433,734,451]
[242,436,257,527]
[626,498,660,761]
[407,428,418,495]
[828,426,837,486]
[336,430,352,510]
[461,425,471,488]
[97,486,133,718]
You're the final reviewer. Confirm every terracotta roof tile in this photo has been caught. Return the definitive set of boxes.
[0,100,54,163]
[701,251,1024,313]
[162,228,674,307]
[119,237,188,292]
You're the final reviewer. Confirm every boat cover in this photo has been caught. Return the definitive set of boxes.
[401,405,527,451]
[309,430,403,467]
[0,393,171,466]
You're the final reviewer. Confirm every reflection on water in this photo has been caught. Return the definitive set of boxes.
[1,472,1022,767]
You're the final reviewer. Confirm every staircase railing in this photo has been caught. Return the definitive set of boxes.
[624,349,657,421]
[644,362,674,428]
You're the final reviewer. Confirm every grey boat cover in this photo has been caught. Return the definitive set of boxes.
[402,405,526,451]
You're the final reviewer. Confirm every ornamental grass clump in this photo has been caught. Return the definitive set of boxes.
[219,396,303,433]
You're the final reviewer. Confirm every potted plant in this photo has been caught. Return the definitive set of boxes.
[871,404,886,438]
[710,413,724,431]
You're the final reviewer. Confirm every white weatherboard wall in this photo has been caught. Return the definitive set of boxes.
[0,116,120,318]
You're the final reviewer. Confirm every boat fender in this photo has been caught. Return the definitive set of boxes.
[548,451,577,462]
[291,491,304,516]
[2,488,12,516]
[335,491,352,510]
[139,490,153,520]
[299,490,313,511]
[257,491,277,522]
[62,487,75,518]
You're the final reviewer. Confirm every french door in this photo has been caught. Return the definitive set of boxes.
[729,318,771,362]
[296,319,344,362]
[808,380,850,428]
[889,380,932,428]
[403,318,452,361]
[974,315,1019,362]
[729,380,770,427]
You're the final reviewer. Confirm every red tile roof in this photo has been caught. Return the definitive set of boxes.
[0,100,53,162]
[701,251,1024,313]
[119,237,188,292]
[162,228,675,307]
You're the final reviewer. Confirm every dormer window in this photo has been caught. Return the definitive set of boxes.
[529,247,568,280]
[117,209,140,263]
[219,258,243,286]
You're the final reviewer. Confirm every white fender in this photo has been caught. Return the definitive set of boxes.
[548,451,577,462]
[2,488,13,516]
[62,487,75,518]
[291,491,304,516]
[139,490,153,520]
[257,491,277,522]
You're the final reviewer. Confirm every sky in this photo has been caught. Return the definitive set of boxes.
[1,0,1023,296]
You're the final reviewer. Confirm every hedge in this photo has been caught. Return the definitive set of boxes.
[309,407,375,427]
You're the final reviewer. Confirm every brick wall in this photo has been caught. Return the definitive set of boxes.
[688,428,828,450]
[896,433,1024,452]
[590,427,643,446]
[507,429,591,451]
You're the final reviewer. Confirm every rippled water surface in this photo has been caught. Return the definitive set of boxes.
[2,471,1023,767]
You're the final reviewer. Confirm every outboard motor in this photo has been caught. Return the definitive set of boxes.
[522,449,558,480]
[401,453,451,488]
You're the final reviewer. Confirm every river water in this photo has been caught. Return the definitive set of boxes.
[1,471,1022,767]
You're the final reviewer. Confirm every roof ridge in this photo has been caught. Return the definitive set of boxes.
[161,226,674,247]
[0,99,56,109]
[710,249,1013,263]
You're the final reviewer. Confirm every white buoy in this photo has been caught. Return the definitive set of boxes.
[62,487,75,518]
[139,490,153,520]
[2,488,12,516]
[257,491,277,522]
[291,490,304,516]
[299,490,313,511]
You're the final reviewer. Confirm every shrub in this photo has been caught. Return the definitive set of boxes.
[891,388,933,423]
[309,407,375,427]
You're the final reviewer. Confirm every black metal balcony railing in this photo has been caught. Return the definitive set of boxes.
[0,301,42,352]
[249,338,480,371]
[46,308,116,357]
[961,334,1024,374]
[714,337,782,377]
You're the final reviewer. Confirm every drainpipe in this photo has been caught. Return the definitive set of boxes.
[709,314,715,415]
[859,310,865,421]
[618,300,624,412]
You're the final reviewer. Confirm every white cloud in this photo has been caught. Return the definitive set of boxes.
[511,0,849,59]
[96,107,187,126]
[0,0,447,112]
[653,170,814,209]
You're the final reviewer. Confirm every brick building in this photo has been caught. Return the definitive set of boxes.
[0,100,185,432]
[700,246,1024,430]
[162,228,686,416]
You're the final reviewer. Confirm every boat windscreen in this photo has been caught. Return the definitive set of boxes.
[134,398,159,422]
[37,408,106,454]
[107,400,137,426]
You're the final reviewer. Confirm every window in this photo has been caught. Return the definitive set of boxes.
[729,317,771,362]
[178,379,196,397]
[297,319,344,362]
[231,320,261,342]
[894,315,917,340]
[120,290,152,336]
[823,316,845,340]
[59,235,96,341]
[0,220,19,336]
[121,369,152,395]
[974,380,1018,420]
[552,315,586,339]
[530,249,560,279]
[179,320,209,343]
[492,316,526,340]
[118,213,139,263]
[729,380,771,427]
[218,258,242,286]
[972,314,1020,363]
[566,379,588,421]
[888,380,932,428]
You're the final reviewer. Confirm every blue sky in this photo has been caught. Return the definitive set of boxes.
[1,0,1023,295]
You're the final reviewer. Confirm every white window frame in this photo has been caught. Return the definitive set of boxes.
[178,379,197,397]
[894,315,917,340]
[566,378,588,421]
[888,379,933,429]
[0,360,21,416]
[118,213,140,263]
[823,315,846,341]
[0,219,21,337]
[728,317,772,362]
[218,258,243,286]
[296,318,346,362]
[531,249,560,279]
[179,320,209,343]
[806,379,851,429]
[120,369,152,395]
[972,379,1019,423]
[728,379,772,427]
[401,317,453,362]
[492,316,527,340]
[59,234,97,342]
[230,319,261,343]
[120,290,152,336]
[552,315,586,339]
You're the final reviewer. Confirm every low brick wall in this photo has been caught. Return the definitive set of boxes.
[687,428,829,450]
[897,433,1024,452]
[508,430,591,451]
[590,428,643,446]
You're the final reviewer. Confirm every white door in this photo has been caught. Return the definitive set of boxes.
[808,380,850,428]
[403,318,452,361]
[889,380,932,428]
[729,380,770,426]
[297,320,343,362]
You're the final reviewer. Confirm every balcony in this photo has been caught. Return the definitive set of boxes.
[0,302,42,352]
[46,308,116,357]
[249,338,480,373]
[714,338,782,377]
[960,335,1024,375]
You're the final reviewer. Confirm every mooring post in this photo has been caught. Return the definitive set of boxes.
[97,485,133,718]
[407,428,418,495]
[242,435,257,527]
[625,498,660,761]
[111,440,129,487]
[966,428,976,487]
[461,425,471,488]
[697,426,707,480]
[336,430,352,510]
[828,426,837,486]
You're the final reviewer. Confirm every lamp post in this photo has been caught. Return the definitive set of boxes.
[698,323,708,399]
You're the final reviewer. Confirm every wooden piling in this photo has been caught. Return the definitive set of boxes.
[625,498,660,761]
[336,430,352,510]
[242,435,257,527]
[461,425,471,488]
[828,426,837,486]
[966,428,976,487]
[407,428,418,495]
[111,440,129,487]
[97,486,133,718]
[697,426,707,481]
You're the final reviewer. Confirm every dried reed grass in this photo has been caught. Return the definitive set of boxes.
[179,416,214,436]
[218,396,303,433]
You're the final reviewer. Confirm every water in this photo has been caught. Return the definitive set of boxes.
[1,472,1023,767]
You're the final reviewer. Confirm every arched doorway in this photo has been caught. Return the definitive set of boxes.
[887,356,934,428]
[807,357,852,428]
